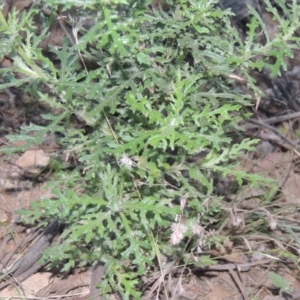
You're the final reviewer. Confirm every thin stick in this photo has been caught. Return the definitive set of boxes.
[229,268,248,300]
[242,111,300,130]
[245,118,300,156]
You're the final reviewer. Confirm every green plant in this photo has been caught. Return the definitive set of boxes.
[1,0,300,298]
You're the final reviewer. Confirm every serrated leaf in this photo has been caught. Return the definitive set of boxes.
[268,272,292,292]
[136,52,151,66]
